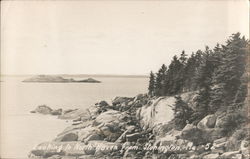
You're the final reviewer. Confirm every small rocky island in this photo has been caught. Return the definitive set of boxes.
[23,75,101,83]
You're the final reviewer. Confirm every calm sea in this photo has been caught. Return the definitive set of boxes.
[0,75,148,159]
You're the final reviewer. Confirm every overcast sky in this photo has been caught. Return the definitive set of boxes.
[1,0,249,75]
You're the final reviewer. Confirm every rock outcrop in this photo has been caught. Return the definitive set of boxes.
[29,92,249,159]
[31,105,53,115]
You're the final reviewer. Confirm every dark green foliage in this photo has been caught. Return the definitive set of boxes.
[220,112,246,136]
[210,33,248,111]
[173,96,193,129]
[148,33,249,127]
[155,64,167,96]
[148,71,155,96]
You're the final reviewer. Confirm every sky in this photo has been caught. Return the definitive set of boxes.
[1,0,249,75]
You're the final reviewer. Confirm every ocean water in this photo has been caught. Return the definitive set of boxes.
[0,75,148,159]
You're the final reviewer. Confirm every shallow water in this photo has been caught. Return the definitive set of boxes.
[0,75,148,158]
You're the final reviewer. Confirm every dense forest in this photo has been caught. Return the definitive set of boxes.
[148,33,249,132]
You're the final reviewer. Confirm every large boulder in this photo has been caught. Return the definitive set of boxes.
[180,124,209,145]
[78,126,102,142]
[197,114,217,129]
[60,132,78,142]
[94,110,125,126]
[137,92,197,131]
[137,97,174,130]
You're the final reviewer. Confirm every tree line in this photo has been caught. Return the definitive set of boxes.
[148,33,249,129]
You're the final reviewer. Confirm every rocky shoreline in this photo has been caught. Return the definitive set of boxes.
[29,92,249,159]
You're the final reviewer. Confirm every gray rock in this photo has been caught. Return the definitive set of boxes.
[51,109,62,115]
[220,151,240,158]
[60,132,78,142]
[33,105,53,114]
[78,126,101,142]
[112,97,132,105]
[98,101,109,107]
[133,94,145,102]
[197,114,217,129]
[181,124,208,145]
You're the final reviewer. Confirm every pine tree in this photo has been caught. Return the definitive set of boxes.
[179,50,188,64]
[155,64,167,96]
[148,71,155,96]
[165,56,183,95]
[210,33,248,111]
[173,96,193,129]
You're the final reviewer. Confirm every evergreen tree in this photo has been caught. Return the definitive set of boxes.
[148,71,155,96]
[183,51,202,91]
[210,33,248,111]
[179,50,188,64]
[165,56,183,95]
[147,33,249,126]
[173,96,193,129]
[155,64,167,96]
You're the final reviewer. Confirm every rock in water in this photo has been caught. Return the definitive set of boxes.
[51,109,62,115]
[34,105,53,114]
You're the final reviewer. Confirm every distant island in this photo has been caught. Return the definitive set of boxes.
[22,75,101,83]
